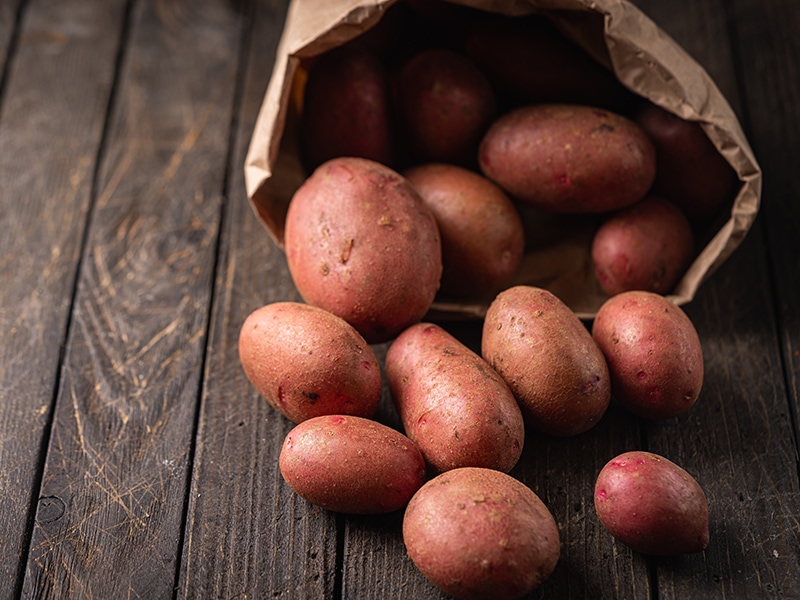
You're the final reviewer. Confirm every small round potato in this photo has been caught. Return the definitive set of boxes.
[479,104,656,213]
[403,467,560,600]
[591,195,695,297]
[396,48,496,166]
[404,163,524,300]
[279,415,426,514]
[482,286,611,437]
[238,302,381,423]
[592,291,703,420]
[386,322,524,474]
[284,157,443,344]
[594,451,710,555]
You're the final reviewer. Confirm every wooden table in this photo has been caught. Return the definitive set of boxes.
[1,0,798,597]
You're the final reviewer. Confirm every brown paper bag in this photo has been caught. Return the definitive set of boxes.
[244,0,761,320]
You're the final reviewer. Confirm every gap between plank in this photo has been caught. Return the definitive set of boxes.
[12,0,137,598]
[171,0,258,596]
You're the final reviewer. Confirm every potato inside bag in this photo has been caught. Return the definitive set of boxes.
[244,0,760,319]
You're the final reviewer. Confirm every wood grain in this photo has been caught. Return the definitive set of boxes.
[730,0,800,487]
[176,0,340,598]
[19,0,244,596]
[0,0,126,595]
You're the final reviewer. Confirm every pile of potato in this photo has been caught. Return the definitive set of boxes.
[239,2,734,597]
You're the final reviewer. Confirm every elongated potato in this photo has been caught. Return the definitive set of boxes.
[592,290,703,420]
[386,322,524,474]
[238,302,381,423]
[396,48,496,166]
[284,157,442,344]
[636,102,737,223]
[482,286,611,436]
[479,104,656,213]
[404,163,524,300]
[279,415,426,514]
[403,467,560,600]
[301,46,395,170]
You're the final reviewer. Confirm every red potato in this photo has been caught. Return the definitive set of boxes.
[592,291,703,420]
[479,104,656,214]
[591,195,695,296]
[386,323,524,474]
[403,163,524,300]
[463,15,637,113]
[594,451,710,555]
[238,302,382,423]
[403,467,560,600]
[482,286,611,437]
[636,102,737,223]
[396,48,496,166]
[284,157,442,344]
[300,46,395,170]
[279,415,426,514]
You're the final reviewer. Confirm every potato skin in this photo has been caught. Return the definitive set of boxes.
[238,302,381,423]
[284,157,442,344]
[397,48,496,166]
[482,286,611,437]
[592,291,703,420]
[479,104,656,213]
[279,415,426,514]
[591,195,695,296]
[594,451,709,555]
[403,164,524,300]
[463,15,637,112]
[403,467,560,600]
[386,323,524,474]
[636,102,737,223]
[301,46,395,170]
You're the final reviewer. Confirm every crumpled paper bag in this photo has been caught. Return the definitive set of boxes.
[244,0,761,319]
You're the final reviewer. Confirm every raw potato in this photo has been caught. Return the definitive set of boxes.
[386,322,524,474]
[464,14,636,112]
[636,102,737,223]
[482,286,611,437]
[403,163,524,300]
[238,302,381,423]
[594,451,710,555]
[396,48,496,166]
[479,104,656,214]
[284,157,442,344]
[592,290,703,420]
[403,467,560,600]
[591,195,695,297]
[300,46,395,170]
[279,415,426,514]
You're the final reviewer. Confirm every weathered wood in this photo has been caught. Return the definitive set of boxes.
[731,0,800,486]
[176,0,340,597]
[20,0,244,597]
[0,0,127,596]
[631,0,800,596]
[0,0,22,73]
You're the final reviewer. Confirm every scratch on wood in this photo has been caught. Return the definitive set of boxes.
[157,99,217,191]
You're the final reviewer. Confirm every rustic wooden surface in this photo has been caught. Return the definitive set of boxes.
[0,0,798,598]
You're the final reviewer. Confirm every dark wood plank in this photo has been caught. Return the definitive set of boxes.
[0,0,21,72]
[176,0,340,597]
[19,0,245,596]
[0,0,127,595]
[632,0,800,596]
[731,0,800,483]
